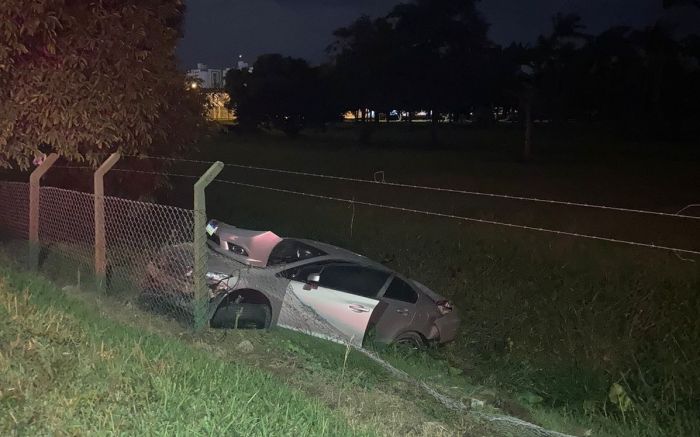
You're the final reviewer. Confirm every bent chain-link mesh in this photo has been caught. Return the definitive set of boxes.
[0,182,336,335]
[0,182,29,240]
[104,196,195,323]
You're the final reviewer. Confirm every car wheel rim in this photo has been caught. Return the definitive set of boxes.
[397,337,421,350]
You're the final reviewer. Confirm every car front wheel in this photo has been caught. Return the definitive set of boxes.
[210,303,272,330]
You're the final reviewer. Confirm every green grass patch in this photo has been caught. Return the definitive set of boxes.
[182,127,700,436]
[0,265,371,437]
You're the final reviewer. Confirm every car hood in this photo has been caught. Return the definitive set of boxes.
[214,222,282,267]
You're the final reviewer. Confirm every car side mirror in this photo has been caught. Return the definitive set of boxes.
[304,272,321,290]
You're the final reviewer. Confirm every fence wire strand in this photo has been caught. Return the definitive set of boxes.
[0,171,696,437]
[211,178,700,257]
[124,154,700,221]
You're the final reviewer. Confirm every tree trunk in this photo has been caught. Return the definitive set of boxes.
[430,110,440,145]
[523,101,532,161]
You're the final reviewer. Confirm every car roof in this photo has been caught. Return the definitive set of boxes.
[292,238,393,272]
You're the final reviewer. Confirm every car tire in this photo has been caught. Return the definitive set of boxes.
[394,331,426,349]
[211,303,272,330]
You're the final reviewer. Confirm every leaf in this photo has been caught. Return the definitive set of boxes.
[608,383,633,412]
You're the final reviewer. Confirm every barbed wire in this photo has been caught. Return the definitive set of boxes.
[52,166,200,180]
[109,169,200,179]
[2,166,698,255]
[50,165,93,170]
[122,154,700,221]
[210,178,700,257]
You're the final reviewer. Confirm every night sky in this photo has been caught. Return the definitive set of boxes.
[177,0,700,69]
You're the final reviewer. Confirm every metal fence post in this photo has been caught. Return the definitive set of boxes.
[193,161,224,330]
[29,153,59,270]
[94,153,121,292]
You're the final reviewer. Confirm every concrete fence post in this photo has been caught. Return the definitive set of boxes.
[94,153,121,292]
[193,161,224,330]
[28,153,59,270]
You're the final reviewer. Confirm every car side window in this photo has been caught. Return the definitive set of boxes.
[280,261,336,281]
[383,277,418,304]
[319,265,389,298]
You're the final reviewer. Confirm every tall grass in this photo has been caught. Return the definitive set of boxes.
[193,128,700,435]
[0,265,371,436]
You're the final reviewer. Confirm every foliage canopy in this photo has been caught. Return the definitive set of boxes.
[0,0,206,168]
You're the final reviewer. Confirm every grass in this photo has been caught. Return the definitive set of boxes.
[0,246,490,436]
[0,260,372,436]
[1,241,695,437]
[2,123,698,436]
[158,124,699,435]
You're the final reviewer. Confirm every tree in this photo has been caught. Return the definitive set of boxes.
[226,54,330,135]
[387,0,492,127]
[0,0,206,168]
[329,15,399,123]
[529,13,592,124]
[329,0,494,143]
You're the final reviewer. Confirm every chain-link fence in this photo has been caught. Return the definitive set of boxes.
[104,196,195,319]
[0,182,29,241]
[0,179,365,346]
[1,159,699,436]
[0,181,199,325]
[38,187,95,272]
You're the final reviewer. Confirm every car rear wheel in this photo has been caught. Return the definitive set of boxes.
[394,331,426,349]
[211,303,272,329]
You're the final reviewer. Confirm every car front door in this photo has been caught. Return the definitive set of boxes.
[278,263,389,347]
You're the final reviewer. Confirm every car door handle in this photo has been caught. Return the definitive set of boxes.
[349,304,371,313]
[396,308,409,316]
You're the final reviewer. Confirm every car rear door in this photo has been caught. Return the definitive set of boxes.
[371,275,421,343]
[279,263,390,347]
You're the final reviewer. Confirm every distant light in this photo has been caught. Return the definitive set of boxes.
[190,82,198,90]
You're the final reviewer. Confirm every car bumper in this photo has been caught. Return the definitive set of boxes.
[434,311,460,343]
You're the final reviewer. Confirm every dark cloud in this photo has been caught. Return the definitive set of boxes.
[177,0,699,69]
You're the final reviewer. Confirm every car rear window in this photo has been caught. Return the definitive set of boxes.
[383,277,418,304]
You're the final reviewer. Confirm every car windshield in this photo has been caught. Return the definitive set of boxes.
[267,239,326,266]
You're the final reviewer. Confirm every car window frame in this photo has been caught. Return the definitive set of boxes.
[267,239,327,267]
[377,274,419,304]
[315,263,392,299]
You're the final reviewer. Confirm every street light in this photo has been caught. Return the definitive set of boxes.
[190,82,198,90]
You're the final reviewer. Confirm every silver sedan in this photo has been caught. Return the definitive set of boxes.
[143,220,460,349]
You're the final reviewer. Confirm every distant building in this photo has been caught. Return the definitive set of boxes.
[188,59,252,122]
[237,54,250,72]
[188,56,252,90]
[187,63,224,89]
[224,55,253,76]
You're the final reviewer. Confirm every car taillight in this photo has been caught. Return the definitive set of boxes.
[437,300,453,315]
